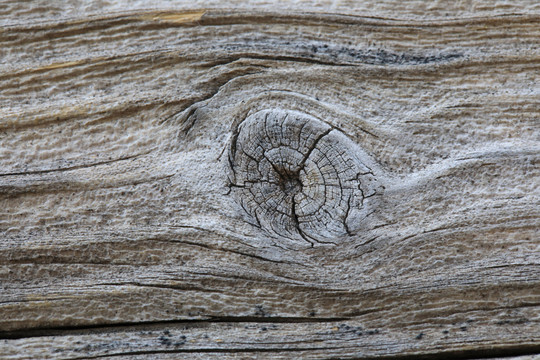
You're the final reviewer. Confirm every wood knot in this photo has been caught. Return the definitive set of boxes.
[228,109,378,245]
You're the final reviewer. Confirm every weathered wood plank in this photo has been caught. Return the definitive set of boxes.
[2,316,540,359]
[1,1,539,358]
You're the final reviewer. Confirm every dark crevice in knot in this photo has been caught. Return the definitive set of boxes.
[276,168,302,197]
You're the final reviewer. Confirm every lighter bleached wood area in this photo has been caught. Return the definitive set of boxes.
[1,1,539,359]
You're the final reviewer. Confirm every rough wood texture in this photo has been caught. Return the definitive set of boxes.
[1,1,539,359]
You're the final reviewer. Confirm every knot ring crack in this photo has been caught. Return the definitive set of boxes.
[228,109,377,244]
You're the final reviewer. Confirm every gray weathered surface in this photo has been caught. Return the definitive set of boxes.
[1,1,539,358]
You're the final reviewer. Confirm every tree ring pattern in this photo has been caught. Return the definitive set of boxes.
[228,109,373,244]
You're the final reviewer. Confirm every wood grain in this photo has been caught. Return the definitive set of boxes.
[1,1,539,358]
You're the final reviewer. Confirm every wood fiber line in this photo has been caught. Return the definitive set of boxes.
[0,2,539,359]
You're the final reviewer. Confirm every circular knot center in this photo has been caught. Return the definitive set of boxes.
[278,170,302,196]
[228,109,379,244]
